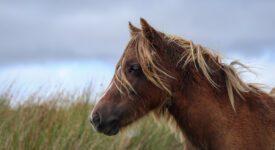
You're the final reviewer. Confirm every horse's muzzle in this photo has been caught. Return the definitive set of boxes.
[89,110,120,136]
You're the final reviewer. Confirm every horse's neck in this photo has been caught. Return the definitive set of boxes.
[168,74,235,149]
[168,75,274,149]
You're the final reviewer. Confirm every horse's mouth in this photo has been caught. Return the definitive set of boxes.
[93,122,120,136]
[91,116,136,136]
[101,119,134,136]
[103,127,119,136]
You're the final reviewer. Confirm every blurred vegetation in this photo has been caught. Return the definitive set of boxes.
[0,87,184,150]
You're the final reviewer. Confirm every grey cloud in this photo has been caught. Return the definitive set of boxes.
[0,0,275,65]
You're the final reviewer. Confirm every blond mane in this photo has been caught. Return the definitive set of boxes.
[165,35,260,110]
[115,33,259,111]
[114,33,174,97]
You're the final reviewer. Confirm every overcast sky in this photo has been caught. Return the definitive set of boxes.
[1,0,275,64]
[0,0,275,98]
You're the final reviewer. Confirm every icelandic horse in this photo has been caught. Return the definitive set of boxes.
[90,18,275,150]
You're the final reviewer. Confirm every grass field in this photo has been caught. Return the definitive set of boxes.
[0,87,184,150]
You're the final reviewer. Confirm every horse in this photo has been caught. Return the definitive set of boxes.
[89,18,275,150]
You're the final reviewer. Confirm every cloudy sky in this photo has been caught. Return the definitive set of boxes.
[0,0,275,99]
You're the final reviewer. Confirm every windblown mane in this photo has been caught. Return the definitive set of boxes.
[114,33,174,96]
[165,35,259,110]
[115,32,260,110]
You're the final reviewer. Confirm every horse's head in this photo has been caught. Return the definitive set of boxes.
[89,18,175,136]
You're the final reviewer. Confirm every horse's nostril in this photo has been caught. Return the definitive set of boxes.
[91,112,101,127]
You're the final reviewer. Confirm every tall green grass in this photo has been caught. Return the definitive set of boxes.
[0,88,184,150]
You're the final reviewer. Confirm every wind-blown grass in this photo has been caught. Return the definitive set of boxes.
[0,88,184,150]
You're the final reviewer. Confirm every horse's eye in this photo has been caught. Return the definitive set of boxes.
[129,64,142,76]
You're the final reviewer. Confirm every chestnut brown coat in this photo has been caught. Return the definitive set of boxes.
[90,18,275,150]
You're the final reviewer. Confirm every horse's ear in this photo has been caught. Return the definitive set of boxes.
[129,21,141,37]
[140,18,161,44]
